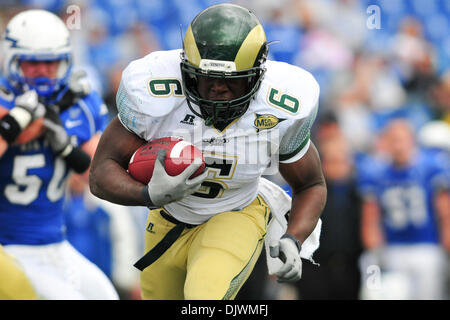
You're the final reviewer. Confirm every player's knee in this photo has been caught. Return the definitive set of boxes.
[184,258,234,299]
[184,257,250,300]
[184,278,228,300]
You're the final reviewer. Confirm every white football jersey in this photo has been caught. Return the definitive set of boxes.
[117,49,319,224]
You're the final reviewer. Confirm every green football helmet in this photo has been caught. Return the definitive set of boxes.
[180,3,268,128]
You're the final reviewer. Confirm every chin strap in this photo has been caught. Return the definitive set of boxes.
[204,116,214,126]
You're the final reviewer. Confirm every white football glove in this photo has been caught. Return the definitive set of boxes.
[43,105,71,154]
[68,70,91,97]
[146,149,208,207]
[269,234,302,282]
[9,90,45,129]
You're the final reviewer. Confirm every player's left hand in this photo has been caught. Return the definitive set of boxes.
[43,105,91,173]
[56,70,91,111]
[43,105,71,154]
[146,149,207,207]
[269,233,302,282]
[68,70,91,97]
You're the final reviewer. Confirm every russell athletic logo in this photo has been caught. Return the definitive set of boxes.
[180,114,196,125]
[254,113,286,132]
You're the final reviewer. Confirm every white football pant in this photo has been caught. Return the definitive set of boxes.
[3,241,119,300]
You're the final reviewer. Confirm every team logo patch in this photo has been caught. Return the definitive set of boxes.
[253,113,286,132]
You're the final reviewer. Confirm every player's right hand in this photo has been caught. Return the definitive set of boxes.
[10,90,45,129]
[146,149,208,207]
[43,105,71,154]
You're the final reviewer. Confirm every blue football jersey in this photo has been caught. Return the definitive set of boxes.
[0,76,109,245]
[357,149,450,245]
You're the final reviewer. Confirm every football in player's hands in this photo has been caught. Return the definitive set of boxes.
[128,137,206,184]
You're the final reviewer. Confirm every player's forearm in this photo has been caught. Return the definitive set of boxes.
[286,180,327,244]
[0,137,8,157]
[436,191,450,251]
[280,142,327,244]
[89,116,149,206]
[361,199,384,249]
[89,159,149,206]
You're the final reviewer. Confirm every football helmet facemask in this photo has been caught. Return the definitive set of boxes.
[1,9,73,103]
[180,3,268,128]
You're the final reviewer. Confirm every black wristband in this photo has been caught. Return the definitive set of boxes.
[281,233,302,252]
[141,185,156,208]
[0,114,22,144]
[63,145,91,173]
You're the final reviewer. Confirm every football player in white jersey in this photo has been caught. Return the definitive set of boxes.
[90,3,327,300]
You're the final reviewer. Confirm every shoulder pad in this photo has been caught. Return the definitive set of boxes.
[61,90,109,141]
[257,60,320,121]
[119,49,184,118]
[252,61,320,162]
[117,50,185,138]
[78,90,109,133]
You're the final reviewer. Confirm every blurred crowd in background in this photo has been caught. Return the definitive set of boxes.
[1,0,449,300]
